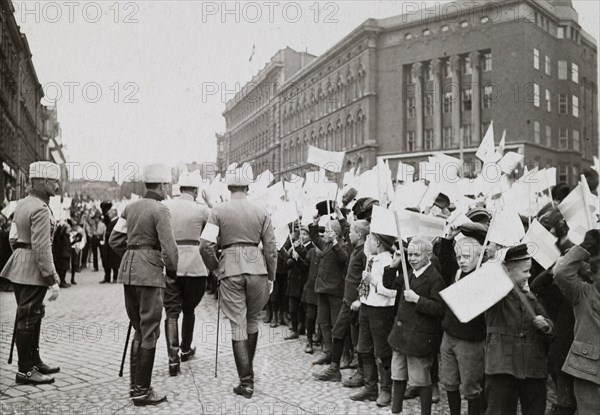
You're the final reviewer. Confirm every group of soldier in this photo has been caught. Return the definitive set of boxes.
[1,160,599,415]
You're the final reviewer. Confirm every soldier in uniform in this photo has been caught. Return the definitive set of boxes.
[1,162,61,385]
[162,170,211,376]
[109,163,178,406]
[200,163,277,399]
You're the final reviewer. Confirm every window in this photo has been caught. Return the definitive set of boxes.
[546,125,551,146]
[443,60,452,78]
[558,61,568,79]
[572,95,579,118]
[443,127,452,148]
[533,48,540,70]
[407,96,416,118]
[425,95,433,116]
[534,121,540,143]
[572,129,580,151]
[559,128,568,149]
[483,86,493,109]
[557,26,565,39]
[426,64,434,81]
[546,89,551,112]
[558,164,568,183]
[483,52,492,71]
[545,56,551,75]
[406,131,415,151]
[462,125,472,146]
[462,89,472,111]
[443,92,453,113]
[559,93,568,114]
[571,63,579,83]
[425,129,434,150]
[463,56,472,75]
[533,83,540,107]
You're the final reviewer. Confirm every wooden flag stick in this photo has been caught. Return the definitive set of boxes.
[392,209,411,290]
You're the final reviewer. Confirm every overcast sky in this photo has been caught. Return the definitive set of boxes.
[13,0,599,181]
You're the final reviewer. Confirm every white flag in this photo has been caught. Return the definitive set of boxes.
[397,161,416,183]
[487,207,525,247]
[498,152,524,175]
[476,122,501,163]
[307,146,345,173]
[522,220,560,269]
[440,262,513,323]
[371,206,398,238]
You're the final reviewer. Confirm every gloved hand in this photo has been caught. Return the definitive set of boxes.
[166,269,177,280]
[580,229,600,255]
[48,284,60,302]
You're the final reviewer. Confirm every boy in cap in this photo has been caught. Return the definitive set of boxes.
[285,226,313,340]
[1,162,62,385]
[553,230,600,414]
[349,231,397,407]
[436,224,487,415]
[309,213,349,365]
[384,236,446,415]
[484,244,554,415]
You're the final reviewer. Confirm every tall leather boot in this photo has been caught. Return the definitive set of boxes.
[164,318,180,376]
[376,356,392,407]
[350,354,378,402]
[447,390,462,415]
[232,339,254,398]
[420,385,433,415]
[15,328,55,385]
[132,347,167,406]
[129,333,141,397]
[248,332,259,365]
[32,321,60,374]
[180,314,196,362]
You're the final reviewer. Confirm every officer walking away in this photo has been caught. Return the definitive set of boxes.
[162,170,211,376]
[109,163,178,406]
[200,163,277,399]
[0,162,61,385]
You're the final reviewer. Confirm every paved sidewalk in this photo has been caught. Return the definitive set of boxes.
[0,268,460,415]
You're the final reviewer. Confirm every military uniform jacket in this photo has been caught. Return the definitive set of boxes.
[0,190,59,286]
[109,191,178,287]
[554,245,600,386]
[200,194,277,281]
[163,193,210,277]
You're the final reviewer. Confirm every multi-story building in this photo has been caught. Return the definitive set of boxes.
[218,0,597,187]
[0,0,53,202]
[220,47,316,175]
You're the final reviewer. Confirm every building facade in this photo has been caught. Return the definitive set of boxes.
[218,0,597,187]
[0,0,55,203]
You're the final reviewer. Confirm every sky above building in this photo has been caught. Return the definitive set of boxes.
[13,0,599,181]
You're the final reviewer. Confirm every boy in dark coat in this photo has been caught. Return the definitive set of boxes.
[383,236,446,415]
[309,216,349,365]
[553,230,600,415]
[284,227,313,340]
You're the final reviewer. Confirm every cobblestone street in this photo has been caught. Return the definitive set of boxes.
[0,269,457,415]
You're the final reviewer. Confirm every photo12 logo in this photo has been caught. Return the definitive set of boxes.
[39,81,140,105]
[12,1,140,24]
[201,1,340,24]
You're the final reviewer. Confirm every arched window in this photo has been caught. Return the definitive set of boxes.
[356,109,366,144]
[346,69,353,104]
[357,64,366,98]
[336,76,344,109]
[327,82,335,114]
[310,130,317,147]
[296,137,301,164]
[303,133,309,161]
[326,123,334,150]
[346,114,355,148]
[282,107,288,134]
[335,119,343,150]
[318,126,325,149]
[317,85,324,118]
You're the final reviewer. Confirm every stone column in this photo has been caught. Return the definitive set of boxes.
[415,62,424,151]
[470,51,481,145]
[431,58,443,150]
[451,55,462,148]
